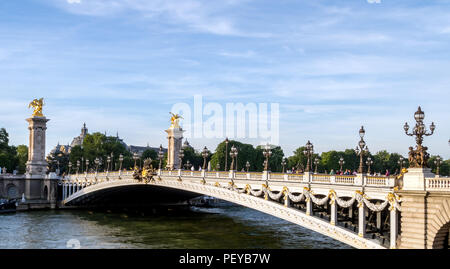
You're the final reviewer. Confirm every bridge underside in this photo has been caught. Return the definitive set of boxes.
[64,185,202,208]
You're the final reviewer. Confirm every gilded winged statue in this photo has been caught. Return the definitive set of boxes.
[169,112,183,128]
[28,98,45,117]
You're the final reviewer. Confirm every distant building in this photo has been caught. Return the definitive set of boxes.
[70,123,88,148]
[182,140,194,150]
[48,123,167,158]
[127,144,167,156]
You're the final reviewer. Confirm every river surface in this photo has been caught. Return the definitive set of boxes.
[0,202,351,249]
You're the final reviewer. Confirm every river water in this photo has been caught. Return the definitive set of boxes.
[0,202,350,249]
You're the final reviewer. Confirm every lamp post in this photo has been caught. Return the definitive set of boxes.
[404,106,435,168]
[314,158,319,174]
[110,152,114,171]
[158,144,164,170]
[85,159,89,173]
[132,153,139,169]
[184,160,192,170]
[216,163,220,171]
[303,141,314,172]
[366,157,373,175]
[224,137,229,171]
[76,160,80,176]
[355,126,369,174]
[94,157,100,174]
[263,143,272,171]
[202,146,209,170]
[282,158,287,173]
[229,145,238,171]
[398,157,406,170]
[68,161,72,175]
[119,154,124,172]
[246,161,250,172]
[179,148,184,170]
[107,156,111,172]
[434,156,442,176]
[339,157,345,172]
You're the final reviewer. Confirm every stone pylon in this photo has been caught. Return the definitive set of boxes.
[25,116,50,200]
[165,127,184,170]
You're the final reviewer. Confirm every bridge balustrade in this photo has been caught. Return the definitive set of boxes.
[311,174,331,183]
[426,177,450,190]
[269,173,285,180]
[366,176,390,186]
[205,171,217,178]
[287,173,304,181]
[335,175,356,184]
[248,172,262,180]
[234,172,248,179]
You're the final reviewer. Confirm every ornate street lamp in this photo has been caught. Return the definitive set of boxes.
[229,145,238,171]
[107,156,111,172]
[202,146,209,170]
[85,159,89,173]
[263,143,272,171]
[398,157,406,170]
[366,157,373,174]
[303,141,314,172]
[355,126,369,174]
[132,153,139,169]
[158,144,164,170]
[76,160,80,175]
[184,160,192,170]
[94,157,100,173]
[179,148,185,170]
[246,161,251,172]
[404,106,435,168]
[314,158,319,174]
[339,157,345,172]
[434,156,442,176]
[119,154,124,171]
[282,158,287,173]
[224,137,229,171]
[110,152,115,171]
[68,161,72,175]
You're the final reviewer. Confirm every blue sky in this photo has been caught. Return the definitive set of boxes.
[0,0,449,158]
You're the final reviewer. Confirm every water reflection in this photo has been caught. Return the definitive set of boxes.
[0,203,351,249]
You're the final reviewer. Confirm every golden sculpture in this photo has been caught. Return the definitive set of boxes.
[169,112,183,129]
[28,98,45,117]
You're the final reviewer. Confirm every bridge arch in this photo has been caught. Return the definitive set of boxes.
[63,177,386,249]
[429,199,450,249]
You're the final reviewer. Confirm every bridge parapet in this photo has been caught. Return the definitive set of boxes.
[425,176,450,191]
[62,170,400,189]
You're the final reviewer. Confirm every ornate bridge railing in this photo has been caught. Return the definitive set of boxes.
[426,177,450,190]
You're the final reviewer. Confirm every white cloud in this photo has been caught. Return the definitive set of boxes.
[51,0,256,36]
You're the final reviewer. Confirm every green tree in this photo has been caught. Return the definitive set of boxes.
[142,149,158,168]
[0,128,19,172]
[255,145,284,172]
[320,150,341,173]
[287,146,306,171]
[428,155,450,176]
[210,140,258,171]
[16,145,28,174]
